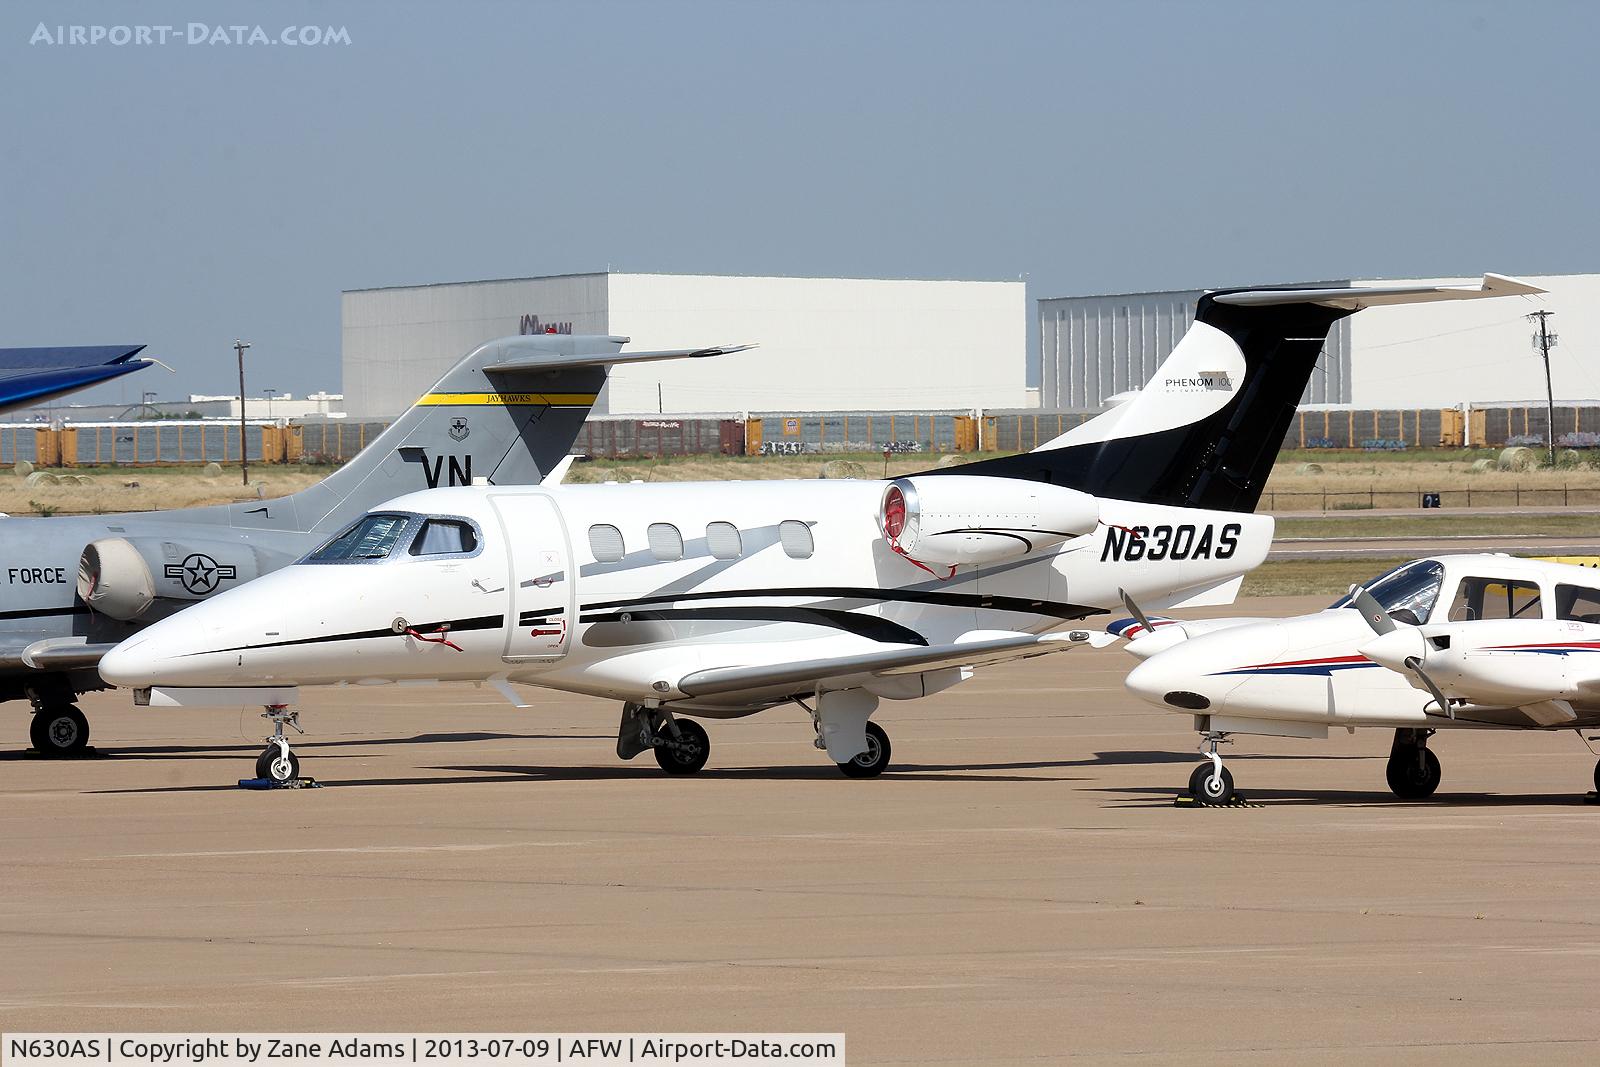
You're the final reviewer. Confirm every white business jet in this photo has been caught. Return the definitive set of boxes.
[97,275,1539,782]
[1118,553,1600,804]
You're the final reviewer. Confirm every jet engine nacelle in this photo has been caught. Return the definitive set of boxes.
[879,475,1099,566]
[78,537,269,621]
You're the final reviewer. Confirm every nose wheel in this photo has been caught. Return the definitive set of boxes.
[1188,731,1235,805]
[253,705,305,784]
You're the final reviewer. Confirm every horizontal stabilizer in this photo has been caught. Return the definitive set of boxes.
[1212,273,1544,310]
[482,341,755,375]
[675,629,1117,698]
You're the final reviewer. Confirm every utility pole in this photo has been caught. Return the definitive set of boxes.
[233,339,251,484]
[264,388,277,419]
[1529,311,1558,467]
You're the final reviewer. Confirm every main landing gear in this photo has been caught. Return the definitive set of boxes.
[836,722,892,778]
[254,705,305,784]
[1187,731,1235,805]
[1386,727,1441,800]
[616,703,710,775]
[26,684,90,757]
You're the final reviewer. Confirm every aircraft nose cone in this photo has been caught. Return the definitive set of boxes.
[1358,627,1426,672]
[97,635,159,688]
[1125,654,1215,712]
[98,616,203,688]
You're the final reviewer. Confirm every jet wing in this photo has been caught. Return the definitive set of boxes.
[674,629,1118,699]
[482,342,756,374]
[0,345,152,415]
[0,638,120,672]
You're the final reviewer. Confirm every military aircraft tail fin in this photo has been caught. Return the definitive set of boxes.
[283,335,748,536]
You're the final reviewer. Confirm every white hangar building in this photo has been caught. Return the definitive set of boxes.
[342,272,1026,418]
[1038,273,1590,411]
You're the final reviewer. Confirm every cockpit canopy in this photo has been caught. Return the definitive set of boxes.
[1331,556,1600,626]
[1329,559,1445,625]
[305,511,480,564]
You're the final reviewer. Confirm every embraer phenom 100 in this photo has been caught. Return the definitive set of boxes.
[98,275,1540,782]
[0,332,747,754]
[1119,553,1600,804]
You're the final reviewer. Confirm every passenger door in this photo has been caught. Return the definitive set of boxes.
[490,493,573,661]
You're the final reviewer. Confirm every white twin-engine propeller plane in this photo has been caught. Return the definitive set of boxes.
[97,275,1537,783]
[1119,553,1600,805]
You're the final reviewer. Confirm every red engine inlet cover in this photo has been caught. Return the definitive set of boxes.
[883,485,906,540]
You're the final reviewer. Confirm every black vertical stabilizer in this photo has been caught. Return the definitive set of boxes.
[925,291,1353,512]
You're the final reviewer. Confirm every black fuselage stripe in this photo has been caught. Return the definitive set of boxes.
[199,614,505,656]
[581,606,929,646]
[581,586,1100,620]
[0,605,91,622]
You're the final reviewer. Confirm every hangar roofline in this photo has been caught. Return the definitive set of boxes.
[345,270,1023,294]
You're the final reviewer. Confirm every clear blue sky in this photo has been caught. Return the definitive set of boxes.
[3,0,1597,406]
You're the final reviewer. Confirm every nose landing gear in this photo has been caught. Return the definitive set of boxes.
[253,705,305,784]
[1188,731,1236,805]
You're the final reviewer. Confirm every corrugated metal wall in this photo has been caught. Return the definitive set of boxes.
[1038,288,1353,409]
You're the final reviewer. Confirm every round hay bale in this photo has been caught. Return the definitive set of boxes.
[202,462,223,477]
[1470,458,1495,473]
[1497,446,1538,471]
[819,459,866,480]
[71,474,93,486]
[23,471,58,487]
[12,460,33,477]
[1558,449,1585,468]
[1295,462,1323,475]
[935,454,965,469]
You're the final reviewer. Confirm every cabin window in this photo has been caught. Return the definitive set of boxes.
[308,513,413,562]
[409,519,478,556]
[647,523,684,562]
[588,524,625,563]
[1448,577,1542,622]
[779,520,814,559]
[706,522,743,560]
[1556,584,1600,624]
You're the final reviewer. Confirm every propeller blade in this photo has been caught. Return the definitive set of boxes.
[1404,655,1455,719]
[1119,588,1154,637]
[1349,584,1397,636]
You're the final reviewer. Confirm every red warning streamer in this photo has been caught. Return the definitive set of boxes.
[405,627,463,652]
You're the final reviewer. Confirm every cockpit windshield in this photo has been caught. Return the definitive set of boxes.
[308,513,414,562]
[1329,559,1445,623]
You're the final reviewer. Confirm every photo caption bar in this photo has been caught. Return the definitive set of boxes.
[2,1035,844,1067]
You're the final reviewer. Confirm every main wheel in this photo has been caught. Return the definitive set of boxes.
[1188,762,1235,804]
[1386,747,1441,800]
[1591,757,1599,796]
[255,745,300,783]
[654,718,710,775]
[30,705,89,757]
[836,721,892,778]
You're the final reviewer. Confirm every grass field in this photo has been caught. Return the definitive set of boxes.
[1275,513,1600,539]
[1239,556,1413,598]
[7,447,1600,530]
